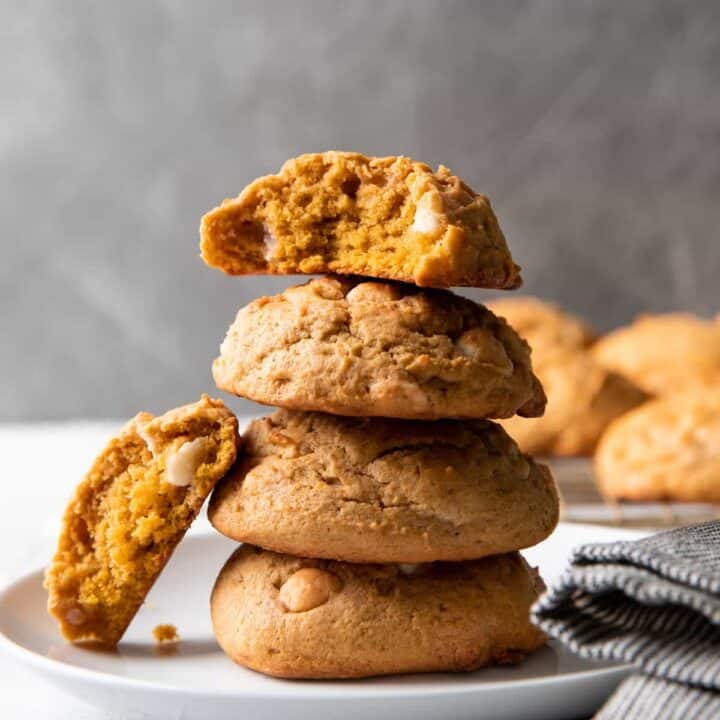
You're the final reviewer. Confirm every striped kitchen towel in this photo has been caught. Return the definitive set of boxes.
[532,520,720,719]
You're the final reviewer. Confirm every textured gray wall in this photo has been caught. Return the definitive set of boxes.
[3,0,719,420]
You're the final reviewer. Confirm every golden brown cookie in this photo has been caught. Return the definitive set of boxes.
[45,396,239,645]
[592,313,720,395]
[595,389,720,502]
[500,349,648,456]
[209,410,558,562]
[211,545,546,679]
[212,276,546,420]
[486,295,595,353]
[200,151,521,289]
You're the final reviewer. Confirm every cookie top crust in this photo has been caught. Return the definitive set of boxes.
[200,151,521,289]
[211,544,546,679]
[45,396,239,645]
[208,409,558,562]
[212,276,546,420]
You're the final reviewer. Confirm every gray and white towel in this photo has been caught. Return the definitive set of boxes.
[532,520,720,720]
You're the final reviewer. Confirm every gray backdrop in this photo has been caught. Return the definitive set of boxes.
[3,0,719,420]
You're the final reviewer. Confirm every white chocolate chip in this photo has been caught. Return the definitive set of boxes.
[456,330,513,374]
[346,282,400,304]
[66,608,86,626]
[411,204,440,234]
[411,192,443,235]
[263,225,279,261]
[138,426,160,456]
[165,437,208,487]
[278,568,342,613]
[398,563,420,575]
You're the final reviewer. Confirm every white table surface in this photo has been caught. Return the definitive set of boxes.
[0,420,251,720]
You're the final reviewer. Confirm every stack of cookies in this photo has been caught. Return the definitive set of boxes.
[201,152,559,678]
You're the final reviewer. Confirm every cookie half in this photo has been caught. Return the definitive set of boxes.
[211,545,546,679]
[595,389,720,502]
[45,396,239,645]
[212,276,546,420]
[500,348,649,456]
[200,151,521,289]
[209,410,558,562]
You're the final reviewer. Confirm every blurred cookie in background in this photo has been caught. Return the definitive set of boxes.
[595,386,720,502]
[499,348,648,456]
[592,313,720,396]
[486,296,595,354]
[488,296,647,456]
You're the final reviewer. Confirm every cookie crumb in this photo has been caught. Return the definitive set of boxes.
[152,624,179,643]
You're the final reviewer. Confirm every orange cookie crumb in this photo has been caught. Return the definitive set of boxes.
[153,624,179,643]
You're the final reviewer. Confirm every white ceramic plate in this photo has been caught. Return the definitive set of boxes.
[0,523,643,720]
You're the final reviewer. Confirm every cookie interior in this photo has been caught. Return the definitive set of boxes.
[200,152,520,288]
[45,397,238,645]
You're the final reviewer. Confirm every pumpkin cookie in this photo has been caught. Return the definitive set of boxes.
[209,410,558,563]
[211,545,546,679]
[200,151,521,289]
[592,313,720,395]
[212,276,546,420]
[486,296,595,353]
[500,349,648,456]
[45,396,239,645]
[595,389,720,502]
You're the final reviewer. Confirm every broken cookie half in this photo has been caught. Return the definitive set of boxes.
[45,395,239,646]
[200,151,521,289]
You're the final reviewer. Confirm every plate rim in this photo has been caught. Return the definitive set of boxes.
[0,522,639,700]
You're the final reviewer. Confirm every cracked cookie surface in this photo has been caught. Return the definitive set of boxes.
[208,409,558,562]
[212,276,546,420]
[211,544,546,679]
[45,396,239,645]
[200,151,521,289]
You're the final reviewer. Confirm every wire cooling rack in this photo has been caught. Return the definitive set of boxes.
[548,457,720,530]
